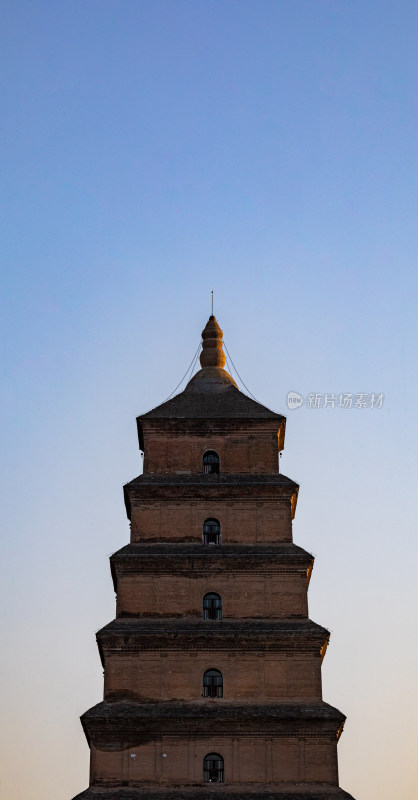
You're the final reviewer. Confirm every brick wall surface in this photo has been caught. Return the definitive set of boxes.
[103,652,322,702]
[90,735,338,786]
[143,431,280,475]
[130,500,292,543]
[116,573,307,618]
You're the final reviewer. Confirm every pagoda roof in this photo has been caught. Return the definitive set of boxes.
[73,788,355,800]
[138,316,284,424]
[136,316,286,453]
[109,542,313,591]
[73,787,355,800]
[110,541,312,560]
[125,472,298,488]
[112,540,311,553]
[81,700,346,748]
[96,619,330,664]
[83,699,344,724]
[140,382,285,422]
[123,472,299,519]
[98,617,328,638]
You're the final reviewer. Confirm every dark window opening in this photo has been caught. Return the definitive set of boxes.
[203,592,222,620]
[203,451,220,475]
[203,518,221,545]
[203,669,223,698]
[203,753,224,783]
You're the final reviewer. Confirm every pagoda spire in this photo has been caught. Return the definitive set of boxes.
[200,315,226,369]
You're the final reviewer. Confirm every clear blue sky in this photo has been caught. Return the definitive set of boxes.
[1,2,417,799]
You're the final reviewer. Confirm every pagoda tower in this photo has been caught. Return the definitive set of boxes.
[73,316,355,800]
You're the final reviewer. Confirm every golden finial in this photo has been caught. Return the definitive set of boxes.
[200,316,226,369]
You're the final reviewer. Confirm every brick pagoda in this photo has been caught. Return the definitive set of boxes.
[73,315,355,800]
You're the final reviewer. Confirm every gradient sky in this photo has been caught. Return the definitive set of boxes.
[1,2,417,799]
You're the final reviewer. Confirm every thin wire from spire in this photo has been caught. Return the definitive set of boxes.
[189,342,202,378]
[223,340,260,403]
[224,351,233,378]
[211,289,213,316]
[163,342,202,402]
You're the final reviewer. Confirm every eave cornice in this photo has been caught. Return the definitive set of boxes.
[73,787,355,800]
[109,543,314,591]
[123,474,299,520]
[96,618,330,662]
[81,701,346,749]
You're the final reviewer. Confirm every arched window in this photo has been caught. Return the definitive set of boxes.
[203,592,222,620]
[203,753,224,783]
[203,451,220,475]
[203,518,221,545]
[203,669,223,698]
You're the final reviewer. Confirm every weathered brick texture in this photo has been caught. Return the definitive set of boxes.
[143,428,281,475]
[116,573,307,618]
[90,736,338,786]
[103,652,322,702]
[130,499,292,543]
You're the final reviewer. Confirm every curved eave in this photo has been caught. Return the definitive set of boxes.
[95,618,330,660]
[109,542,314,594]
[81,700,346,749]
[123,473,299,521]
[136,414,286,454]
[73,788,356,800]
